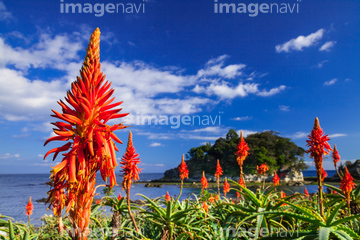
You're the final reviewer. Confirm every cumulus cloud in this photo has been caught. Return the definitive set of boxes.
[0,1,13,21]
[0,31,286,124]
[231,116,252,121]
[197,55,246,79]
[323,78,338,86]
[276,29,325,53]
[319,41,336,52]
[0,153,20,159]
[149,143,163,147]
[317,60,328,68]
[279,105,290,111]
[328,133,347,138]
[287,131,308,139]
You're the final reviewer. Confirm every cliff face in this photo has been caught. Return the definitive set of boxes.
[346,159,360,179]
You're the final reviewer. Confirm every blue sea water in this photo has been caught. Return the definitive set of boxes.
[0,171,338,225]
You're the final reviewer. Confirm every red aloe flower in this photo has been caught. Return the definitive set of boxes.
[332,144,341,174]
[304,187,309,197]
[215,159,223,180]
[25,197,33,216]
[202,201,209,213]
[239,177,245,188]
[223,177,230,197]
[321,168,328,182]
[165,191,171,202]
[273,172,280,187]
[257,163,269,175]
[306,117,332,173]
[120,131,142,191]
[96,199,100,204]
[333,190,337,194]
[118,193,122,201]
[215,159,223,196]
[44,28,128,237]
[209,194,214,203]
[235,131,250,166]
[306,117,332,217]
[340,166,357,206]
[178,154,189,180]
[215,194,219,201]
[279,191,287,206]
[201,171,209,190]
[120,131,141,233]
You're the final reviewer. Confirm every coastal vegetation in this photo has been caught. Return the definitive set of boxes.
[1,28,360,240]
[163,129,308,179]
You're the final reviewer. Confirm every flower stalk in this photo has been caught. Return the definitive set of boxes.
[120,131,141,234]
[214,159,223,196]
[235,131,249,188]
[176,154,189,203]
[306,117,332,217]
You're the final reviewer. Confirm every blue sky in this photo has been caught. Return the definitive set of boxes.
[0,0,359,174]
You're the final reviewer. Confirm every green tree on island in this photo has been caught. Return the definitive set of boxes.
[183,129,308,178]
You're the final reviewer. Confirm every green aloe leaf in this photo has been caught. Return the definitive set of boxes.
[326,201,345,225]
[318,227,332,240]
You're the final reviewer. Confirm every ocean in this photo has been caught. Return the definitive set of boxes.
[0,171,338,225]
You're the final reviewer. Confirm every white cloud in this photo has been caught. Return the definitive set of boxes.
[197,55,246,79]
[0,153,20,159]
[317,60,328,68]
[329,133,347,138]
[287,131,308,139]
[33,162,60,167]
[139,163,165,167]
[276,29,325,53]
[0,33,83,70]
[0,68,67,121]
[279,105,290,111]
[256,85,287,97]
[231,116,252,121]
[0,30,285,124]
[12,133,30,138]
[193,82,286,99]
[323,78,338,86]
[319,41,336,52]
[149,143,163,147]
[191,126,223,133]
[0,1,13,21]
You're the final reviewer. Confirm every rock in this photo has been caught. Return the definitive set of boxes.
[36,198,47,203]
[163,168,179,180]
[283,170,304,182]
[144,183,162,188]
[287,181,304,187]
[345,159,360,179]
[243,174,262,182]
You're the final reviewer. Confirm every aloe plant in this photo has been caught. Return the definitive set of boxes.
[239,200,360,239]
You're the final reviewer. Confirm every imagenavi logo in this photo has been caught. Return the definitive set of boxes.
[60,0,147,17]
[214,0,301,17]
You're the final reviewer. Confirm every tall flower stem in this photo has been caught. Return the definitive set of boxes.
[262,173,266,189]
[176,179,184,203]
[28,215,31,234]
[126,188,140,234]
[317,170,324,216]
[177,154,189,202]
[240,165,246,188]
[306,118,332,218]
